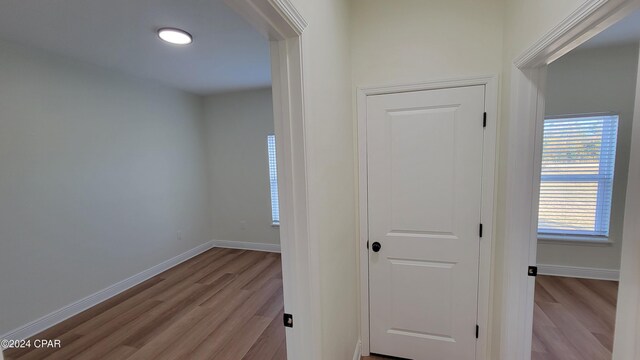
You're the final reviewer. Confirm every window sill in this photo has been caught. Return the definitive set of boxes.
[538,234,612,247]
[271,223,280,228]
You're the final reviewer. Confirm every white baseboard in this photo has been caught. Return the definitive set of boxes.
[537,264,620,281]
[1,240,216,342]
[212,239,281,253]
[352,339,362,360]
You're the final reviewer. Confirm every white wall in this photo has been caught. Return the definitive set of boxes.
[538,43,638,271]
[0,39,211,335]
[203,88,279,246]
[283,0,359,358]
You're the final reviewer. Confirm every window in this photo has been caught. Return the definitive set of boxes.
[537,114,618,240]
[267,134,280,226]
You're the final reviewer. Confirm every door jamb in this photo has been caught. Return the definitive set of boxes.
[223,1,322,359]
[617,43,640,356]
[357,75,499,359]
[501,0,640,359]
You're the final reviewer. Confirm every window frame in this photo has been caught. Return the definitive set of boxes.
[537,112,619,243]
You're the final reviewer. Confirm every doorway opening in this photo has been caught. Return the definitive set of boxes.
[0,0,313,359]
[530,22,640,357]
[502,1,640,359]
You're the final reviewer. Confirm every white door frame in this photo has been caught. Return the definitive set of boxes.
[357,75,499,359]
[616,43,640,357]
[223,1,321,359]
[501,1,640,359]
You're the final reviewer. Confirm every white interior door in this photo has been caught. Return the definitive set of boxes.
[367,85,485,360]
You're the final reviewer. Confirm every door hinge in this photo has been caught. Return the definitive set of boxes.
[483,112,487,128]
[479,223,483,238]
[528,266,538,277]
[476,325,479,339]
[283,313,293,328]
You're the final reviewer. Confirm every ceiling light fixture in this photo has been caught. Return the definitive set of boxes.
[157,28,193,45]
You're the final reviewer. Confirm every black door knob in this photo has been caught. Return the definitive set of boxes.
[371,242,382,252]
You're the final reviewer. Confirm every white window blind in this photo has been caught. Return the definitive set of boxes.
[267,134,280,225]
[537,114,618,238]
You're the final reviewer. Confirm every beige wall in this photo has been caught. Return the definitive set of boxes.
[203,88,279,246]
[352,0,505,86]
[503,0,587,60]
[538,43,638,270]
[0,40,211,335]
[287,0,359,358]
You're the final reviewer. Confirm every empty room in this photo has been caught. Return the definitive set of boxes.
[1,1,640,360]
[0,1,286,359]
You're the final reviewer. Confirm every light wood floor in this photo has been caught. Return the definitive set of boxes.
[3,254,617,360]
[532,275,617,360]
[362,276,618,360]
[3,248,286,360]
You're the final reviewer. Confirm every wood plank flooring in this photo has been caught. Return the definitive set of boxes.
[362,276,618,360]
[3,248,286,360]
[532,275,617,360]
[3,254,617,360]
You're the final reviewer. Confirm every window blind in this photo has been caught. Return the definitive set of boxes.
[267,134,280,225]
[538,114,618,237]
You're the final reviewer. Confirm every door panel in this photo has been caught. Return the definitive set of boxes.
[389,106,457,233]
[368,85,485,360]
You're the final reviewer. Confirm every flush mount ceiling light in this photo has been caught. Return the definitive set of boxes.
[157,28,193,45]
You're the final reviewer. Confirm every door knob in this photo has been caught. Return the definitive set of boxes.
[371,242,382,252]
